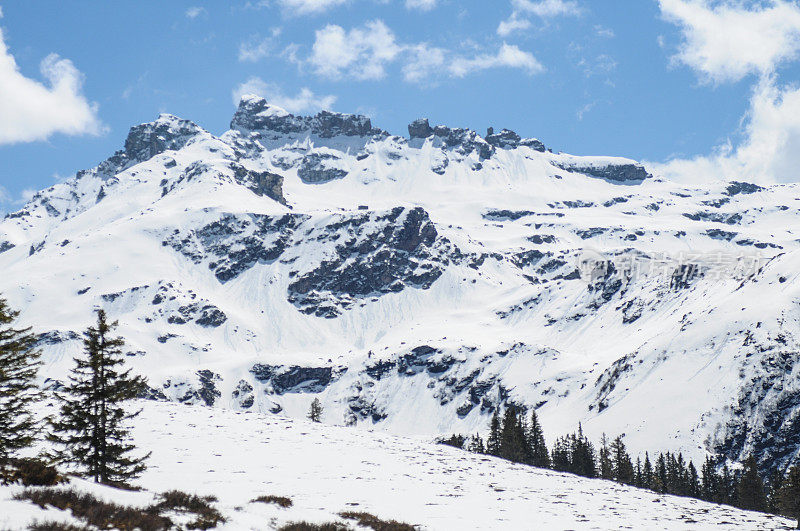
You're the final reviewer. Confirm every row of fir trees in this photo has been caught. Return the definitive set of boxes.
[442,406,800,526]
[0,297,148,488]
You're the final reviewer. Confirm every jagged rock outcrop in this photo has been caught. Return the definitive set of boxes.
[286,206,458,317]
[230,95,387,139]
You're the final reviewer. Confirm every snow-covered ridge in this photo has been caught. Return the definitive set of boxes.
[1,97,799,480]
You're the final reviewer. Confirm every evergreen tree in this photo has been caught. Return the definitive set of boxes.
[308,398,323,423]
[486,409,501,456]
[655,453,668,493]
[778,465,800,528]
[499,407,527,464]
[687,461,700,498]
[526,410,550,469]
[571,425,597,478]
[551,435,571,473]
[610,435,634,485]
[720,463,735,505]
[0,297,41,460]
[49,310,148,486]
[466,433,485,454]
[634,457,643,488]
[767,467,784,515]
[642,452,653,491]
[598,434,613,480]
[701,456,720,503]
[737,455,767,512]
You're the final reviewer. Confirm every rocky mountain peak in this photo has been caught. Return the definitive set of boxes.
[230,95,387,139]
[123,114,207,163]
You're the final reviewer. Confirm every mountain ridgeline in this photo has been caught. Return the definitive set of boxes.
[1,95,798,478]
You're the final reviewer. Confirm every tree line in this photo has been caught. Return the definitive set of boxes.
[441,406,800,527]
[0,297,147,488]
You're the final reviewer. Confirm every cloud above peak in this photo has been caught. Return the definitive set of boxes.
[0,28,103,145]
[659,0,800,84]
[655,0,800,184]
[300,19,543,83]
[232,79,337,114]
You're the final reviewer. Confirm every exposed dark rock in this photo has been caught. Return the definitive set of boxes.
[553,161,651,183]
[0,241,14,254]
[231,96,387,139]
[32,330,81,349]
[231,163,286,204]
[683,211,742,225]
[670,264,700,290]
[232,379,255,409]
[527,234,556,245]
[485,128,521,149]
[164,212,306,283]
[576,227,608,239]
[706,228,738,241]
[287,207,458,317]
[197,370,222,406]
[408,118,434,139]
[250,364,337,394]
[724,181,764,196]
[431,125,494,159]
[297,152,348,184]
[603,197,629,207]
[482,209,537,221]
[715,345,800,477]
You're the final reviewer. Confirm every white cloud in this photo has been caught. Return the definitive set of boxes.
[497,14,532,37]
[0,6,4,18]
[654,78,800,184]
[405,0,437,11]
[232,78,337,114]
[514,0,581,17]
[19,188,35,202]
[652,1,800,184]
[578,54,617,78]
[0,28,103,145]
[576,101,596,121]
[277,0,348,16]
[449,43,544,77]
[659,0,800,84]
[185,6,207,19]
[301,20,543,83]
[498,0,582,36]
[594,24,615,38]
[308,20,401,80]
[239,29,281,62]
[402,43,446,83]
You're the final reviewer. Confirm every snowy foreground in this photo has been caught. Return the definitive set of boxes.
[1,401,793,530]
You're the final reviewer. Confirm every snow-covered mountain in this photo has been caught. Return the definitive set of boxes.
[3,95,799,474]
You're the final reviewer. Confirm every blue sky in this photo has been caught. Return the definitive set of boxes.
[2,0,800,209]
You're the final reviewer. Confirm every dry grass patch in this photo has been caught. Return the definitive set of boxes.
[251,494,293,508]
[339,511,417,531]
[14,488,172,530]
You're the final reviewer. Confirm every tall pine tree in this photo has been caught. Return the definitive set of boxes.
[49,310,148,486]
[526,410,550,469]
[778,465,800,528]
[737,455,767,512]
[610,435,634,485]
[0,297,41,460]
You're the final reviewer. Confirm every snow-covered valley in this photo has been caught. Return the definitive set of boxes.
[2,96,800,478]
[1,400,794,530]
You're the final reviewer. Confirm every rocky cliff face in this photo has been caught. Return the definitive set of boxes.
[1,96,798,477]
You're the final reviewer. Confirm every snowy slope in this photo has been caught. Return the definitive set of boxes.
[2,96,800,474]
[0,401,794,530]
